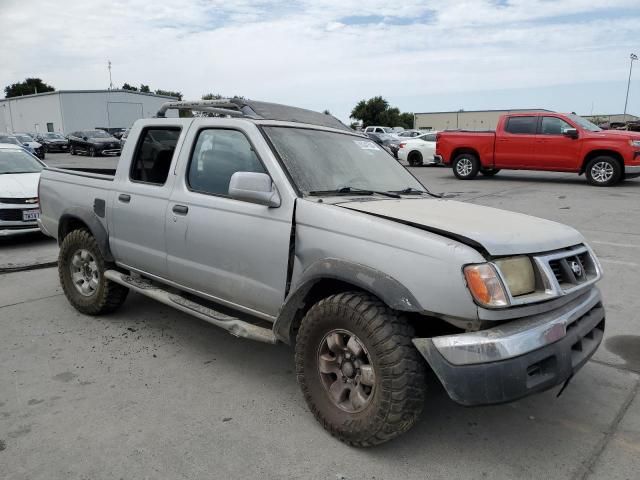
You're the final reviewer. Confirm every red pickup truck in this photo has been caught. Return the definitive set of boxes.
[436,112,640,186]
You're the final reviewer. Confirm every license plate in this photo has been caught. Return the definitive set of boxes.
[22,209,40,221]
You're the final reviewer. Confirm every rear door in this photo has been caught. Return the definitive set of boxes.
[108,120,191,277]
[494,116,539,168]
[165,120,294,317]
[534,116,583,171]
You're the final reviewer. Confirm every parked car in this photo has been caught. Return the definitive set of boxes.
[397,129,425,138]
[97,127,127,139]
[436,112,640,186]
[0,133,36,156]
[365,132,395,155]
[13,133,45,159]
[68,130,121,157]
[364,126,396,136]
[35,132,69,153]
[0,144,44,236]
[397,131,439,166]
[39,98,605,446]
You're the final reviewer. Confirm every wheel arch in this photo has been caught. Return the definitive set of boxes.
[58,208,113,261]
[451,147,480,162]
[580,149,624,174]
[273,259,423,345]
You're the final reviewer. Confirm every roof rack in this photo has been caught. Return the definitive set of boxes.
[156,98,352,132]
[156,98,259,118]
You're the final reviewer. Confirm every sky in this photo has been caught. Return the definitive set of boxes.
[1,0,640,123]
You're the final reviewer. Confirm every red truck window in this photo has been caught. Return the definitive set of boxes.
[505,116,537,135]
[540,117,573,135]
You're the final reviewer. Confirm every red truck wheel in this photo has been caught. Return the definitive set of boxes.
[453,154,480,180]
[585,156,622,186]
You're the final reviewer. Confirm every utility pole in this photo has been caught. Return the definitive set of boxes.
[108,60,113,90]
[623,53,637,123]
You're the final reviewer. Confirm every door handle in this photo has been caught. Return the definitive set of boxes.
[118,194,131,203]
[172,205,189,215]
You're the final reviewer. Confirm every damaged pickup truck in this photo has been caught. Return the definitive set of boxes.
[38,99,605,446]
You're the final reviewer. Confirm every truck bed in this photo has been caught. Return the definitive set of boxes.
[436,130,496,166]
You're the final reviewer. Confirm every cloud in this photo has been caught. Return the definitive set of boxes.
[1,0,639,121]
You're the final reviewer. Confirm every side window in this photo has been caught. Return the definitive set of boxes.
[188,129,266,196]
[130,127,181,185]
[505,116,537,134]
[540,116,573,135]
[424,134,437,142]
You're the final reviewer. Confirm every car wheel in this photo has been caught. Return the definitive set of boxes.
[43,144,49,153]
[480,168,500,177]
[70,145,76,155]
[58,229,129,315]
[89,146,97,157]
[585,156,622,186]
[295,292,426,447]
[408,151,423,167]
[453,153,480,180]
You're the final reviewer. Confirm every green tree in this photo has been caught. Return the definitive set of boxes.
[350,96,414,129]
[140,84,150,93]
[4,78,55,98]
[154,89,182,100]
[121,83,138,91]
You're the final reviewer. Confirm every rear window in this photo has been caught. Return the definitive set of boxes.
[130,127,181,185]
[505,116,537,134]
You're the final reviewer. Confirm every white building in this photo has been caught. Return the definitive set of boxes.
[0,89,178,134]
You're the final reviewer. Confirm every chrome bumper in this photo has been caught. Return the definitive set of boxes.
[625,163,640,178]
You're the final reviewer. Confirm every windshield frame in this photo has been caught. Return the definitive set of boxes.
[259,124,429,198]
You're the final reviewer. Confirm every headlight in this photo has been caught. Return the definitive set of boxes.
[630,140,640,148]
[463,264,508,308]
[494,256,535,296]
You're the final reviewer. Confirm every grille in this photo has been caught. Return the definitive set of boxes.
[0,209,25,221]
[546,249,595,289]
[0,197,38,204]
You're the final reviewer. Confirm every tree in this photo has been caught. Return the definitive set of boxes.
[155,89,182,100]
[121,83,138,91]
[140,84,150,93]
[4,78,55,98]
[350,96,414,129]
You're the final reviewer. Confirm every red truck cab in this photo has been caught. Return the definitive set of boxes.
[436,112,640,186]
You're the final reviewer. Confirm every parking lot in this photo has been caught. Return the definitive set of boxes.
[1,153,639,480]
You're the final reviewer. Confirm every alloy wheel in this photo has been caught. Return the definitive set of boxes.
[591,161,614,183]
[69,249,100,297]
[317,329,376,413]
[456,157,473,177]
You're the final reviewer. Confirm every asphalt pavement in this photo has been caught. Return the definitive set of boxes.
[1,153,639,479]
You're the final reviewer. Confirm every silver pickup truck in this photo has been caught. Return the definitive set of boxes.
[39,99,605,446]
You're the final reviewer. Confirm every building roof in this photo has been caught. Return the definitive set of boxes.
[414,108,553,115]
[0,89,179,102]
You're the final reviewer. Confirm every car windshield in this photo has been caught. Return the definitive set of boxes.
[263,127,424,194]
[0,135,22,146]
[0,148,43,174]
[86,130,111,138]
[15,134,33,143]
[567,114,602,132]
[42,133,64,139]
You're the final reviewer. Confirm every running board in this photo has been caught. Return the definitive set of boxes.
[104,270,277,344]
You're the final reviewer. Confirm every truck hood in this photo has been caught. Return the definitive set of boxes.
[589,129,640,140]
[0,172,40,198]
[338,198,584,256]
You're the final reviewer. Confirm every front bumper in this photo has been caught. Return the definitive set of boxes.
[413,288,604,406]
[624,162,640,178]
[45,143,69,152]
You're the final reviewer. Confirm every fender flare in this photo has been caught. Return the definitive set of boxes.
[58,207,114,261]
[273,258,423,344]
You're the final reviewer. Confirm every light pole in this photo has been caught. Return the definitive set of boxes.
[623,53,637,123]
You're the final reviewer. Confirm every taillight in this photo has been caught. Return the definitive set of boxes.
[399,143,406,149]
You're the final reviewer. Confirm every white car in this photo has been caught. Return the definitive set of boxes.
[0,144,45,236]
[397,131,439,166]
[364,126,397,136]
[13,133,45,159]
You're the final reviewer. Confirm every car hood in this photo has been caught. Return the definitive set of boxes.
[24,142,41,148]
[90,137,118,143]
[0,172,40,198]
[44,138,67,143]
[589,130,640,140]
[338,198,584,256]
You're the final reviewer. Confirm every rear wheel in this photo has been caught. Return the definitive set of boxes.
[480,168,500,177]
[452,153,480,180]
[585,156,621,186]
[408,151,423,167]
[59,229,128,315]
[295,292,426,447]
[89,146,97,157]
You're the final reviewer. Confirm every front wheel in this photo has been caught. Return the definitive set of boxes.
[452,153,480,179]
[59,229,129,315]
[89,146,97,157]
[408,151,423,167]
[585,156,622,186]
[295,292,426,447]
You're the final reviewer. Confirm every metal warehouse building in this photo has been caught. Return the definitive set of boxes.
[0,89,178,135]
[414,108,552,131]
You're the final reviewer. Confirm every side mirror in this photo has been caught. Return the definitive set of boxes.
[562,128,579,139]
[228,172,281,207]
[83,136,88,141]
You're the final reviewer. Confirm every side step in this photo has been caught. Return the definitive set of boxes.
[104,270,277,344]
